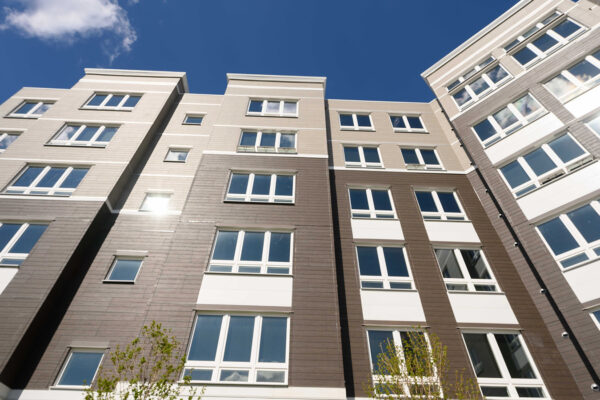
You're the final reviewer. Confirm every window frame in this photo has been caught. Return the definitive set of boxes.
[400,147,443,170]
[54,348,105,389]
[207,229,294,275]
[348,187,397,219]
[103,256,144,283]
[544,50,600,103]
[415,190,467,221]
[246,99,298,117]
[339,113,374,131]
[3,165,89,197]
[585,112,600,138]
[389,114,427,133]
[184,313,290,385]
[83,93,141,111]
[139,192,172,213]
[343,145,383,168]
[8,100,53,118]
[449,62,513,110]
[0,222,47,267]
[48,123,119,147]
[590,308,600,331]
[164,147,190,163]
[355,245,414,290]
[0,131,20,153]
[225,172,295,204]
[183,114,204,125]
[434,248,499,293]
[237,130,297,154]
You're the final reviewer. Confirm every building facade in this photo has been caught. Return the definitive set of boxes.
[0,0,599,399]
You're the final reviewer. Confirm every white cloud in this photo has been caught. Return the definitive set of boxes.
[1,0,137,63]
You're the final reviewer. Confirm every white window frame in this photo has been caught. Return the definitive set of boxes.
[343,145,383,168]
[184,314,290,385]
[415,190,467,221]
[590,308,600,331]
[226,172,295,203]
[536,200,600,269]
[498,132,592,197]
[164,147,190,163]
[103,256,144,283]
[586,113,600,137]
[246,99,298,117]
[139,192,172,213]
[183,114,204,125]
[390,114,427,133]
[49,124,118,147]
[0,132,20,153]
[83,93,141,110]
[355,245,413,290]
[9,101,53,118]
[237,131,297,154]
[544,51,600,102]
[472,93,546,147]
[4,165,88,196]
[462,331,548,399]
[54,348,105,389]
[447,56,495,91]
[450,63,512,109]
[208,230,293,275]
[339,113,374,131]
[434,248,499,293]
[348,187,397,219]
[400,147,443,170]
[0,222,46,266]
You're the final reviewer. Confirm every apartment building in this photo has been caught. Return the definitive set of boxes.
[0,0,598,399]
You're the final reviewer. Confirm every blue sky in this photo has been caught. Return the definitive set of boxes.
[0,0,518,102]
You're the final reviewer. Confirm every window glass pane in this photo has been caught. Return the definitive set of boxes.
[96,127,118,142]
[219,370,249,382]
[268,233,290,262]
[473,119,497,142]
[223,316,255,362]
[401,149,419,164]
[390,116,406,128]
[213,231,238,260]
[14,167,44,187]
[259,317,287,362]
[461,250,491,279]
[344,147,360,162]
[88,94,107,106]
[349,189,369,210]
[532,33,558,52]
[60,168,88,189]
[548,134,584,163]
[371,190,392,211]
[493,107,519,130]
[406,117,423,129]
[538,217,579,256]
[0,224,21,251]
[256,371,285,383]
[357,247,381,276]
[363,147,380,163]
[165,150,188,162]
[240,232,264,261]
[36,103,51,114]
[56,125,79,141]
[463,333,502,378]
[184,369,212,381]
[567,204,600,243]
[123,96,141,108]
[420,150,439,165]
[470,77,490,95]
[105,95,125,107]
[589,115,600,135]
[283,102,296,114]
[0,134,18,149]
[514,47,538,65]
[514,94,541,117]
[275,175,293,196]
[107,259,142,281]
[251,174,271,195]
[487,65,509,83]
[516,387,545,398]
[383,247,409,277]
[368,330,394,371]
[249,100,262,113]
[453,88,472,107]
[240,132,257,146]
[184,115,203,125]
[523,148,556,176]
[569,59,600,83]
[356,115,371,127]
[340,114,354,127]
[58,352,102,386]
[15,102,37,114]
[279,134,295,148]
[495,334,536,379]
[438,192,461,213]
[76,126,99,142]
[501,161,530,189]
[37,167,66,187]
[546,74,577,98]
[553,19,580,38]
[435,249,463,279]
[266,101,280,113]
[188,315,223,361]
[481,386,510,397]
[416,192,437,212]
[9,224,47,254]
[260,133,276,147]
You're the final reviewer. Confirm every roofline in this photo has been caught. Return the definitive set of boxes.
[421,0,533,79]
[84,68,190,92]
[227,73,327,90]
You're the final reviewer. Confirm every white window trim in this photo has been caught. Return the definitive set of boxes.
[164,147,190,163]
[462,331,548,399]
[400,147,443,170]
[435,248,499,293]
[450,64,513,110]
[184,314,290,385]
[0,132,20,153]
[536,200,600,270]
[53,348,105,389]
[343,145,383,168]
[8,101,52,118]
[183,114,204,125]
[226,172,295,203]
[355,245,413,290]
[586,113,600,138]
[208,230,293,275]
[339,113,374,131]
[49,124,118,147]
[498,133,592,198]
[544,51,600,103]
[246,99,298,117]
[83,93,140,110]
[390,115,427,133]
[348,187,397,219]
[590,308,600,331]
[0,222,45,266]
[103,256,144,283]
[416,190,467,221]
[4,165,88,197]
[237,131,297,154]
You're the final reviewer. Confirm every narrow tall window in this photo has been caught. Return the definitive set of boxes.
[226,173,294,203]
[4,166,88,196]
[343,146,382,168]
[84,93,141,110]
[356,246,413,289]
[55,350,104,387]
[349,188,396,219]
[0,132,20,152]
[238,131,296,153]
[9,101,52,118]
[247,99,297,116]
[390,115,426,132]
[50,124,118,147]
[545,50,600,102]
[400,148,442,170]
[415,190,466,221]
[434,249,498,292]
[339,113,373,130]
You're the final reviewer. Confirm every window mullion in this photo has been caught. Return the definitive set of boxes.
[2,223,28,255]
[89,126,105,144]
[487,116,503,138]
[352,114,358,130]
[454,249,473,291]
[255,132,262,151]
[71,125,86,143]
[562,70,585,88]
[275,132,281,150]
[542,144,566,170]
[561,215,589,248]
[486,333,511,380]
[269,174,277,201]
[29,102,43,115]
[526,42,544,58]
[118,95,129,108]
[250,316,262,369]
[416,149,425,165]
[28,166,50,192]
[517,158,538,187]
[402,116,409,130]
[376,247,389,288]
[53,167,73,193]
[215,315,230,369]
[246,174,255,201]
[262,231,271,273]
[358,147,366,167]
[464,85,478,102]
[100,95,111,107]
[431,192,445,219]
[366,189,376,218]
[233,231,244,271]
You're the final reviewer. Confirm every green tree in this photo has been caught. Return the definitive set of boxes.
[365,329,482,399]
[85,321,203,400]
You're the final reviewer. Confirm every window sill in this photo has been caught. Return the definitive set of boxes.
[164,160,187,163]
[44,143,107,148]
[5,114,42,119]
[351,216,399,221]
[49,385,90,391]
[360,287,417,293]
[204,271,293,278]
[422,218,471,223]
[340,127,375,132]
[223,199,295,205]
[447,290,505,295]
[102,280,136,284]
[178,380,288,387]
[344,164,384,169]
[245,113,298,118]
[79,107,133,112]
[393,128,428,134]
[0,193,72,198]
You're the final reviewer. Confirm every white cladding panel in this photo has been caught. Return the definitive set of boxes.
[0,268,18,295]
[448,292,518,324]
[360,290,426,322]
[424,221,480,243]
[351,219,404,240]
[197,274,293,307]
[563,259,600,304]
[564,85,600,118]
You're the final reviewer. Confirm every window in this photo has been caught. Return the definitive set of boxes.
[343,146,382,168]
[400,148,442,170]
[356,246,413,289]
[139,193,171,213]
[537,200,600,269]
[545,50,600,102]
[183,114,203,125]
[4,166,88,196]
[339,113,373,130]
[591,309,600,331]
[247,99,297,117]
[237,131,296,153]
[587,113,600,137]
[472,93,545,146]
[84,93,141,110]
[50,124,118,147]
[226,173,294,203]
[9,101,52,118]
[450,63,511,109]
[349,188,396,219]
[447,56,495,91]
[55,349,103,387]
[165,148,190,162]
[434,249,498,292]
[390,115,426,132]
[104,258,143,283]
[415,190,466,221]
[208,230,292,274]
[463,332,547,398]
[185,314,289,384]
[0,132,20,152]
[499,133,591,197]
[0,222,47,266]
[506,12,585,68]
